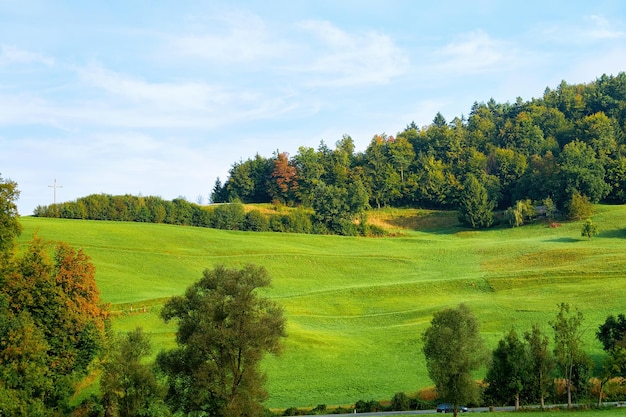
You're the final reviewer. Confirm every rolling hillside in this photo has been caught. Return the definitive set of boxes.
[16,205,626,408]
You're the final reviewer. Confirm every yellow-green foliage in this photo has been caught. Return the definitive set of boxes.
[16,204,626,408]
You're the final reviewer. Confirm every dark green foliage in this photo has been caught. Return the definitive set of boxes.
[558,140,610,203]
[311,180,368,235]
[0,294,52,416]
[283,407,304,416]
[246,209,270,231]
[354,400,382,413]
[101,328,169,417]
[224,154,273,203]
[157,264,286,417]
[309,404,327,414]
[580,218,599,240]
[34,194,210,227]
[597,314,626,352]
[211,201,246,230]
[524,324,555,409]
[458,174,495,229]
[484,329,530,409]
[422,304,488,412]
[390,392,410,411]
[288,209,313,234]
[211,177,228,203]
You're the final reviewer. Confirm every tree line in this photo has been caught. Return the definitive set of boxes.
[210,73,626,229]
[33,73,626,234]
[422,303,626,417]
[34,193,384,236]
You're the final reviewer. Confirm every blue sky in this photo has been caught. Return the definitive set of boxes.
[1,0,625,214]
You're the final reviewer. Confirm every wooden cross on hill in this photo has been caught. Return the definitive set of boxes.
[48,179,63,205]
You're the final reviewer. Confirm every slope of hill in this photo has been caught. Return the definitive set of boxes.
[16,205,626,408]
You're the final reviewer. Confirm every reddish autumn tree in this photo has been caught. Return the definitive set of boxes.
[2,235,108,409]
[270,152,298,204]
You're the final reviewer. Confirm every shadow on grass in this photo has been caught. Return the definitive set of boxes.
[545,237,580,243]
[598,229,626,239]
[384,211,462,235]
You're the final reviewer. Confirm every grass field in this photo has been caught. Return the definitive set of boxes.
[16,205,626,409]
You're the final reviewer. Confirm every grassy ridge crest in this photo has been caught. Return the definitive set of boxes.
[16,205,626,408]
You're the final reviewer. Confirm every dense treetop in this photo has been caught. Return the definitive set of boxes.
[213,73,626,211]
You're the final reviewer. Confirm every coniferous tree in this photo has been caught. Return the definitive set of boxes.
[458,174,495,229]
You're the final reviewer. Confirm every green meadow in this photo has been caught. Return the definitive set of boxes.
[16,205,626,409]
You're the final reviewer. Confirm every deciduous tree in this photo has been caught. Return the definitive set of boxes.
[550,303,587,408]
[157,264,286,417]
[423,304,487,417]
[101,328,169,417]
[524,324,555,409]
[580,218,598,240]
[597,314,626,352]
[485,329,529,409]
[269,152,298,205]
[0,174,22,263]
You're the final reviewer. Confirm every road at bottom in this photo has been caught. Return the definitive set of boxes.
[301,406,516,417]
[300,403,626,417]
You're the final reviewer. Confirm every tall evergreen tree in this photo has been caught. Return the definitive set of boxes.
[458,174,495,229]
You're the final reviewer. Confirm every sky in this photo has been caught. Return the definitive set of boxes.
[1,1,626,215]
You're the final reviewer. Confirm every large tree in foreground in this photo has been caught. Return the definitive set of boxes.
[157,264,286,417]
[423,303,487,417]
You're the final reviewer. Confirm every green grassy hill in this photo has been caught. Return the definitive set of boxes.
[16,205,626,408]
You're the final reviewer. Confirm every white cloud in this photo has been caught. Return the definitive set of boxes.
[432,29,514,75]
[164,10,287,64]
[0,44,54,66]
[537,14,625,45]
[585,15,625,40]
[0,62,300,130]
[76,63,228,110]
[297,20,410,87]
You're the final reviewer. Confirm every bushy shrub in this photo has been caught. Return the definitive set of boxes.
[245,209,269,231]
[391,392,410,411]
[309,404,327,414]
[269,214,287,232]
[566,192,593,220]
[211,202,246,230]
[283,407,305,416]
[354,400,383,413]
[288,209,312,234]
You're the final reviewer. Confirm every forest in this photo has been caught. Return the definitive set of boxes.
[34,73,626,235]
